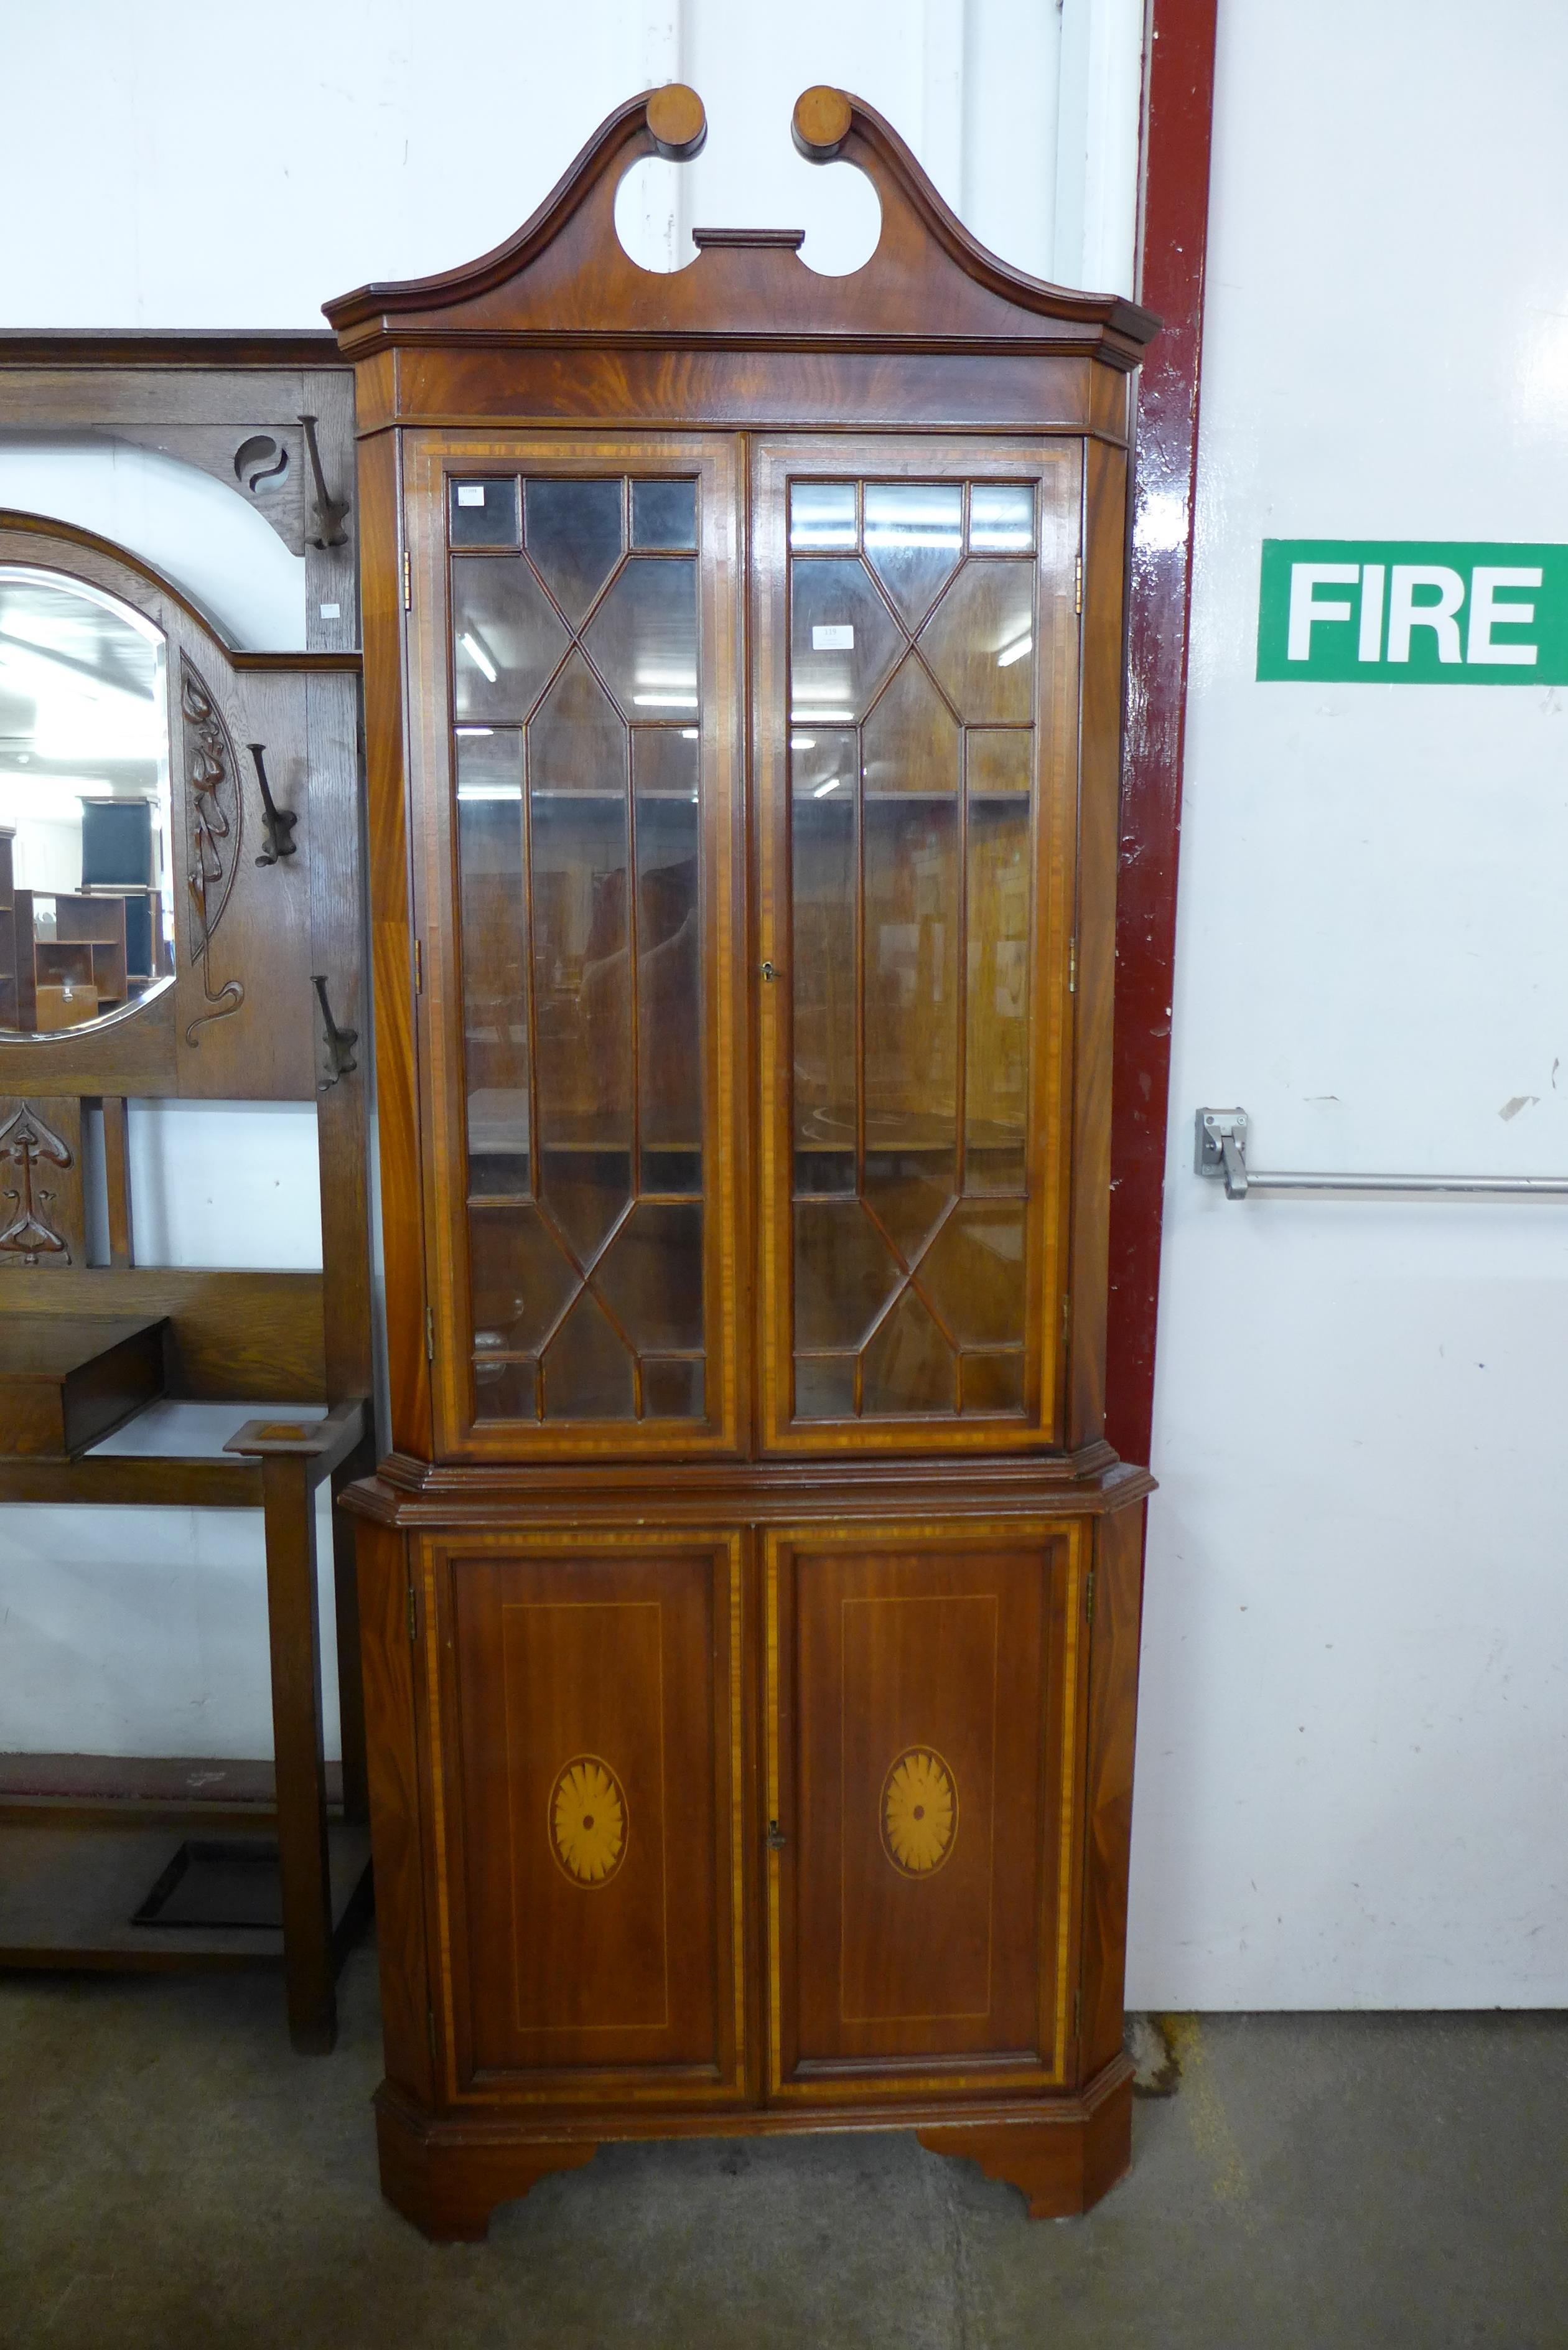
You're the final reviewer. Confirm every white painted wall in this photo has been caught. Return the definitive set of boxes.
[1126,0,1568,2008]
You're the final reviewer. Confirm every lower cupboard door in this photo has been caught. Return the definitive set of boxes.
[429,1533,745,2099]
[765,1527,1084,2097]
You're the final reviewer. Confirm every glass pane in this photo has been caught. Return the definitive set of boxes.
[635,757,701,1156]
[960,1352,1025,1414]
[863,798,958,1142]
[790,481,857,551]
[542,1290,635,1417]
[456,734,529,1193]
[919,560,1035,724]
[783,469,1043,1427]
[450,477,520,548]
[585,557,699,719]
[632,478,698,551]
[862,655,958,797]
[968,729,1032,795]
[861,1286,955,1416]
[643,1358,704,1418]
[530,788,632,1250]
[791,737,857,1173]
[966,797,1030,1181]
[595,1202,703,1351]
[524,478,623,621]
[969,484,1035,553]
[863,482,962,627]
[633,727,699,800]
[862,1149,951,1263]
[474,1357,536,1421]
[795,1357,856,1418]
[795,1149,854,1196]
[470,1201,576,1350]
[643,1147,701,1196]
[528,652,625,797]
[793,1199,900,1351]
[452,555,567,723]
[0,566,172,1037]
[790,559,900,723]
[453,467,712,1430]
[918,1202,1025,1346]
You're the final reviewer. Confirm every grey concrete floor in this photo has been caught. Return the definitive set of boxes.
[1,1942,1565,2350]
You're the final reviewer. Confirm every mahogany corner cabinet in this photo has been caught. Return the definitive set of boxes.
[330,83,1159,2242]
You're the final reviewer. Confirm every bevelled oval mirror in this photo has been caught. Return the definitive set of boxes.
[0,564,174,1036]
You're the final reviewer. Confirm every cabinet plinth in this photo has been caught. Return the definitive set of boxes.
[330,82,1157,2241]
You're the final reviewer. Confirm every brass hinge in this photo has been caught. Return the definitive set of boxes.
[1075,554,1083,616]
[1085,1568,1096,1627]
[1073,1987,1082,2039]
[1062,1291,1071,1344]
[413,937,423,994]
[1068,937,1077,993]
[426,1304,436,1362]
[407,1578,418,1644]
[403,549,412,611]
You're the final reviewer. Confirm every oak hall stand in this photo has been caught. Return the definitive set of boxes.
[0,355,375,2051]
[331,86,1157,2237]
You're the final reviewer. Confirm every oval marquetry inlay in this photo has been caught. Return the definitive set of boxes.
[550,1756,627,1886]
[880,1746,958,1878]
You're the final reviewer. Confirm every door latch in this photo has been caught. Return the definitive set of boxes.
[1194,1107,1249,1197]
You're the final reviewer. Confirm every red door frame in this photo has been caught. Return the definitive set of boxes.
[1106,0,1221,1468]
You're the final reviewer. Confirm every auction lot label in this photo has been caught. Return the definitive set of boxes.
[1257,540,1568,683]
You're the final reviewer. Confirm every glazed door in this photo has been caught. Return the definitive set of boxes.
[763,1526,1085,2100]
[404,433,745,1458]
[422,1529,747,2104]
[754,437,1082,1452]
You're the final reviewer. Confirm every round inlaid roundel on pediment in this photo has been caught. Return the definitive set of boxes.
[880,1746,958,1877]
[550,1756,627,1886]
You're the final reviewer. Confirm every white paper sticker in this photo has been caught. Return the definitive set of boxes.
[812,623,855,650]
[319,602,341,620]
[457,484,486,507]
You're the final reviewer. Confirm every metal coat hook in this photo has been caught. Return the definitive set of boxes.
[313,975,358,1087]
[247,744,299,866]
[297,413,351,548]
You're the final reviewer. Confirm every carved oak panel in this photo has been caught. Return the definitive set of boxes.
[0,1098,85,1268]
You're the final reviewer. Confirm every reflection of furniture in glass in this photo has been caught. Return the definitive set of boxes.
[39,893,128,1018]
[331,85,1158,2235]
[0,889,168,1031]
[0,504,373,2054]
[80,795,154,887]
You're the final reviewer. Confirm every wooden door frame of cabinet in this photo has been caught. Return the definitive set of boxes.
[408,1522,751,2108]
[398,429,749,1462]
[761,1519,1086,2101]
[749,433,1099,1456]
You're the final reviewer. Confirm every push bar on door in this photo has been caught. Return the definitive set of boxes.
[1195,1108,1568,1201]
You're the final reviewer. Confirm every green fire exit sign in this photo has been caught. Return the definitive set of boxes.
[1256,540,1568,683]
